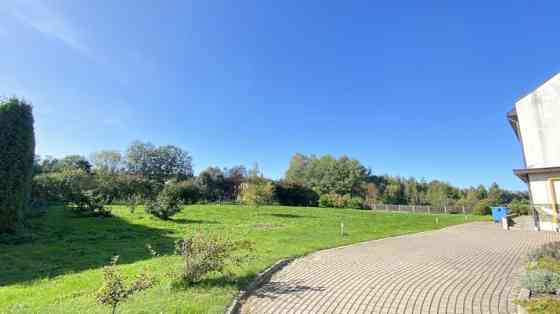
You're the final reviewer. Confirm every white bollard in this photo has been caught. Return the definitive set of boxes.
[502,217,509,230]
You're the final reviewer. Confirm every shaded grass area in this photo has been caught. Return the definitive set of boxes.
[0,204,487,313]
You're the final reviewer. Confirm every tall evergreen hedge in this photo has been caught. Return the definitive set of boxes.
[0,97,35,234]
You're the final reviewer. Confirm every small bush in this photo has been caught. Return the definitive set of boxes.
[144,183,182,220]
[528,257,560,273]
[529,242,560,262]
[348,197,365,209]
[170,233,253,285]
[96,256,155,314]
[515,298,560,314]
[520,270,560,294]
[319,193,362,209]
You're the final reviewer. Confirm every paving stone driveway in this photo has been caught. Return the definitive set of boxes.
[241,222,560,314]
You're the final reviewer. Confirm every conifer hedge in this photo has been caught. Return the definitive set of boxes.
[0,97,35,233]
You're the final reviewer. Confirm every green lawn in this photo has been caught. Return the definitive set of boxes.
[0,205,486,313]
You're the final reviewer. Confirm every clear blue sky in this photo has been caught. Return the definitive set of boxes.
[1,1,558,190]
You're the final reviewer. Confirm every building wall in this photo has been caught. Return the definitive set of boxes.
[516,73,560,169]
[528,172,560,205]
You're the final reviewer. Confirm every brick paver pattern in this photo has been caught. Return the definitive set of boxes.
[241,222,560,314]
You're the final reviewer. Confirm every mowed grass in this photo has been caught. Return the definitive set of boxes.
[0,205,487,313]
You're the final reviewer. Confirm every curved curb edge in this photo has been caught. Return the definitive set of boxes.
[224,257,296,314]
[224,222,486,314]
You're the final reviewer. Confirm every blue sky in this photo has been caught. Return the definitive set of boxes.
[1,1,558,190]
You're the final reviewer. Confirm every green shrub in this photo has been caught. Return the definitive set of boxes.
[515,298,560,314]
[144,183,182,220]
[348,196,365,209]
[172,179,201,204]
[32,172,66,203]
[53,169,111,217]
[170,233,253,285]
[240,179,274,207]
[472,199,492,215]
[520,270,560,294]
[96,173,160,203]
[529,242,560,262]
[273,181,319,206]
[509,199,530,215]
[319,193,362,209]
[96,256,154,314]
[0,97,35,234]
[528,257,560,273]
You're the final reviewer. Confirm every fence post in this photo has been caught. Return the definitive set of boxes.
[428,206,431,214]
[412,205,415,213]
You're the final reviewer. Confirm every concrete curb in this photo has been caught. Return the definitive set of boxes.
[224,258,296,314]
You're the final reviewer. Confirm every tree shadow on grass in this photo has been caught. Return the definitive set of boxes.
[266,213,318,219]
[0,205,176,287]
[174,274,324,301]
[171,218,219,225]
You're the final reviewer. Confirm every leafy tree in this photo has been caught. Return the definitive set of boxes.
[90,150,123,174]
[425,180,456,208]
[509,198,530,215]
[240,164,273,207]
[284,153,312,184]
[58,155,92,173]
[0,97,35,233]
[365,183,379,206]
[224,166,247,200]
[125,141,193,183]
[274,180,319,206]
[172,179,202,204]
[284,153,367,196]
[383,179,405,204]
[476,185,488,199]
[144,182,182,220]
[456,188,481,210]
[196,167,226,201]
[473,198,492,215]
[487,182,504,205]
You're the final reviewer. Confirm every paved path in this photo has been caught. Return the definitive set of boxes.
[241,222,560,314]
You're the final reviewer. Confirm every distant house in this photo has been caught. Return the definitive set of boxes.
[508,73,560,232]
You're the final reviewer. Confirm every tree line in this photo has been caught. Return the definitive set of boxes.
[32,149,530,215]
[1,96,530,234]
[285,153,530,214]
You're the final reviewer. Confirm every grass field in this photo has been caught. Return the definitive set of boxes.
[0,204,486,313]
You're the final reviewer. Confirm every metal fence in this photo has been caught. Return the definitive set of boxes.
[365,202,472,214]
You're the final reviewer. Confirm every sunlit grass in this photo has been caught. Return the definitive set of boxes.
[0,204,487,313]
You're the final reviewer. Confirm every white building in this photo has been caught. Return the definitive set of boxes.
[509,73,560,231]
